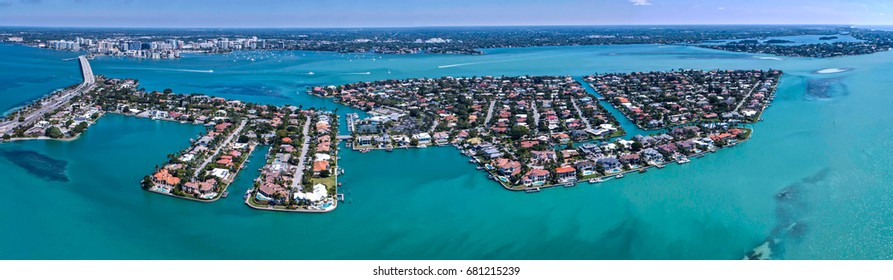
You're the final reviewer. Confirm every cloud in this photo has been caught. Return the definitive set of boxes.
[629,0,651,6]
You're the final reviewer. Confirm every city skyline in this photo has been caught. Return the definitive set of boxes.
[1,0,892,28]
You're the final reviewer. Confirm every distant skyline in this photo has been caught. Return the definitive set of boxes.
[0,0,892,28]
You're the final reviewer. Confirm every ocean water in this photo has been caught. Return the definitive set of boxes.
[1,43,893,259]
[0,44,81,115]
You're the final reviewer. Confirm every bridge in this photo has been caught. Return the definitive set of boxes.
[0,56,95,136]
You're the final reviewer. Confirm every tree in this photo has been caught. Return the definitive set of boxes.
[163,88,173,94]
[2,134,10,141]
[509,125,529,141]
[320,169,331,178]
[71,122,88,134]
[631,140,643,152]
[45,126,64,139]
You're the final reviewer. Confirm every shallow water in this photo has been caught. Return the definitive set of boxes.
[2,43,893,259]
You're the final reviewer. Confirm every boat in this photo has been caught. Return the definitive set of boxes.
[563,182,575,187]
[677,156,691,164]
[468,159,476,163]
[487,174,494,179]
[385,147,393,152]
[221,192,229,198]
[525,187,541,193]
[243,189,251,199]
[588,178,604,184]
[656,163,665,169]
[639,169,647,173]
[418,144,427,148]
[476,166,483,170]
[615,174,625,179]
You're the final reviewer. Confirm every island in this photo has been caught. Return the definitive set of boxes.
[310,70,780,191]
[0,56,782,209]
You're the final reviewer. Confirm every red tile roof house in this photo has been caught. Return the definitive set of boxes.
[519,140,540,149]
[257,183,289,204]
[494,158,521,176]
[184,179,218,195]
[312,160,330,177]
[555,165,577,183]
[521,169,550,186]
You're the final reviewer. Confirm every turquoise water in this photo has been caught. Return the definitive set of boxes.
[0,44,81,115]
[2,43,893,259]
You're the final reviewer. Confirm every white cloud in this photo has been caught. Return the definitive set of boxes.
[629,0,651,6]
[717,7,725,10]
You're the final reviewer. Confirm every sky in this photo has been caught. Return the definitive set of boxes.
[0,0,891,28]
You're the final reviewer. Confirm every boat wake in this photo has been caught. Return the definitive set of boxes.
[344,72,371,75]
[438,62,486,68]
[754,56,783,61]
[814,68,852,74]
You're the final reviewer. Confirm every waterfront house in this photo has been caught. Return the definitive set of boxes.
[574,161,597,176]
[555,165,577,183]
[596,157,622,172]
[494,158,521,176]
[433,132,449,145]
[312,160,330,176]
[413,132,432,145]
[641,148,664,163]
[153,169,181,186]
[357,135,374,146]
[257,183,288,204]
[210,168,230,179]
[521,169,550,186]
[620,153,641,166]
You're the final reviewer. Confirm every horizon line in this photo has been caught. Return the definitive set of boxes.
[0,23,886,30]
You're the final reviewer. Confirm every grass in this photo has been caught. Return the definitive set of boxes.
[309,175,337,193]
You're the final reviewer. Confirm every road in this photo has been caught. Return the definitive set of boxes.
[531,99,540,130]
[570,98,593,130]
[483,100,496,126]
[193,119,248,180]
[292,116,312,190]
[0,56,94,135]
[734,81,762,112]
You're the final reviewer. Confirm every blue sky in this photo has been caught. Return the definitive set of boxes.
[0,0,891,28]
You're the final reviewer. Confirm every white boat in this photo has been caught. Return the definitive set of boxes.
[615,174,625,179]
[525,187,541,193]
[418,144,427,148]
[588,178,604,184]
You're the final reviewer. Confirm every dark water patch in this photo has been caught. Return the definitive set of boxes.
[806,77,848,100]
[0,149,69,182]
[0,77,24,91]
[745,168,829,260]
